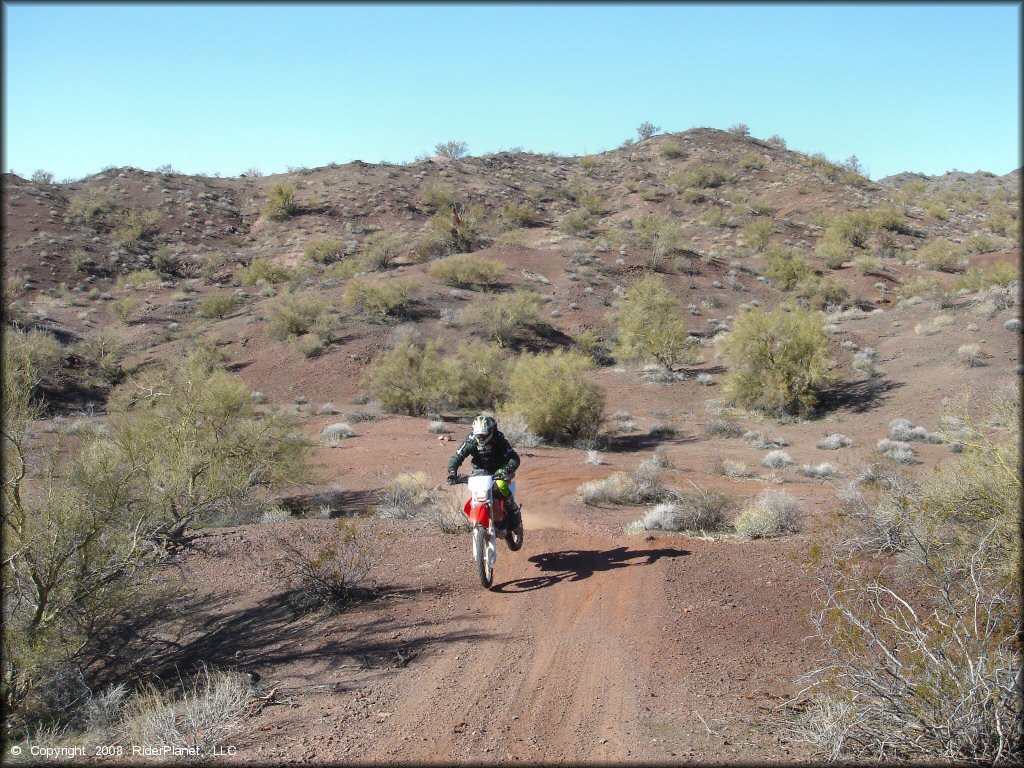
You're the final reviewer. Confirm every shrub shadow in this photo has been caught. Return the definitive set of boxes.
[820,377,905,414]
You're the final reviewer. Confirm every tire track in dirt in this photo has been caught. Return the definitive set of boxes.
[359,525,671,763]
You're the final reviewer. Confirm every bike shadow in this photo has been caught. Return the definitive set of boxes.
[492,546,690,593]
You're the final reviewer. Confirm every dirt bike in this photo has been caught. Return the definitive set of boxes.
[451,471,524,589]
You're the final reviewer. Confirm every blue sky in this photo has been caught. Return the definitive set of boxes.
[3,2,1020,180]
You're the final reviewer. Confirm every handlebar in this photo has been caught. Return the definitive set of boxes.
[448,471,515,485]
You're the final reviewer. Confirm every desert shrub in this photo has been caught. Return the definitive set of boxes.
[915,239,962,271]
[703,418,744,438]
[66,192,118,227]
[876,438,917,464]
[376,472,442,519]
[342,276,416,319]
[672,165,729,190]
[112,208,162,248]
[743,218,774,251]
[73,329,127,386]
[728,122,751,137]
[762,449,793,469]
[801,462,838,478]
[817,433,851,450]
[501,201,539,228]
[269,291,337,339]
[637,487,732,532]
[419,182,455,213]
[956,343,986,367]
[116,269,162,289]
[793,275,850,310]
[263,182,297,220]
[889,418,943,443]
[435,140,468,159]
[461,289,545,345]
[110,296,140,323]
[418,203,485,256]
[560,208,598,238]
[854,255,881,275]
[795,389,1021,763]
[321,422,355,444]
[197,289,242,319]
[578,460,672,507]
[429,253,505,289]
[733,491,802,539]
[633,214,687,271]
[304,237,345,264]
[718,305,835,417]
[362,340,447,415]
[1,357,306,730]
[953,262,1019,292]
[712,458,749,478]
[657,138,686,159]
[362,232,404,270]
[612,274,696,370]
[503,350,605,444]
[269,520,376,611]
[499,412,543,449]
[745,430,788,450]
[444,340,509,409]
[235,258,294,286]
[636,121,660,140]
[965,233,1000,255]
[763,245,814,290]
[739,152,764,170]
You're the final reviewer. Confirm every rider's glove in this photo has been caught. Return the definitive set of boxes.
[446,472,457,485]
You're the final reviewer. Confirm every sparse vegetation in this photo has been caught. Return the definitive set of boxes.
[503,350,605,444]
[270,520,376,611]
[429,253,505,289]
[612,274,695,370]
[578,456,673,507]
[462,289,545,345]
[269,290,337,339]
[342,276,417,319]
[197,289,242,319]
[718,305,835,417]
[435,140,469,159]
[304,237,345,264]
[235,258,295,285]
[733,491,802,539]
[262,182,297,220]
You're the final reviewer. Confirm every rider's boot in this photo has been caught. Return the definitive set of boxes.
[504,498,523,532]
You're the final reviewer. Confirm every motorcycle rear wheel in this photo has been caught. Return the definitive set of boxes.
[505,524,524,552]
[473,526,494,588]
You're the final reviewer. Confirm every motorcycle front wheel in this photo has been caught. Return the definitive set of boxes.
[473,525,494,589]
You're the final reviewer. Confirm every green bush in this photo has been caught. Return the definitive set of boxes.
[115,269,162,289]
[500,201,539,228]
[419,182,455,213]
[718,305,835,417]
[793,275,850,310]
[342,276,417,319]
[362,232,404,270]
[263,182,297,220]
[269,291,336,339]
[65,193,117,227]
[764,245,815,290]
[560,208,598,238]
[743,218,774,251]
[953,261,1019,292]
[461,289,545,345]
[502,350,605,444]
[435,140,468,159]
[235,258,294,286]
[197,290,242,319]
[657,139,686,159]
[443,340,509,409]
[362,340,447,415]
[633,214,686,270]
[417,203,484,256]
[304,237,345,264]
[110,296,141,324]
[670,165,729,192]
[428,253,505,289]
[914,239,962,271]
[1,354,306,732]
[797,389,1020,762]
[112,208,162,248]
[612,274,695,370]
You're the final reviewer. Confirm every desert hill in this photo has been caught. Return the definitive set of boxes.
[2,126,1020,763]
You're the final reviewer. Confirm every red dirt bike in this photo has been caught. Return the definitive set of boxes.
[451,471,524,589]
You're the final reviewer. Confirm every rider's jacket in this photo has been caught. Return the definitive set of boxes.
[448,430,520,476]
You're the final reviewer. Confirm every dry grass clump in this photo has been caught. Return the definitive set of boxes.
[956,343,987,367]
[499,412,543,449]
[578,458,673,507]
[816,433,851,450]
[761,449,793,469]
[711,457,750,478]
[703,418,744,438]
[321,422,354,445]
[745,430,788,450]
[801,462,839,479]
[635,487,732,533]
[733,491,802,539]
[375,472,442,519]
[428,253,505,289]
[876,438,917,464]
[888,418,943,443]
[914,314,955,336]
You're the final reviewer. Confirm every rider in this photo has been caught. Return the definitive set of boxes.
[447,415,522,531]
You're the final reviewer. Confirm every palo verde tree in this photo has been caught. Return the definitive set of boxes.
[611,274,696,371]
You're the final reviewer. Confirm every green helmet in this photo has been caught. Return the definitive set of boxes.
[472,415,496,445]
